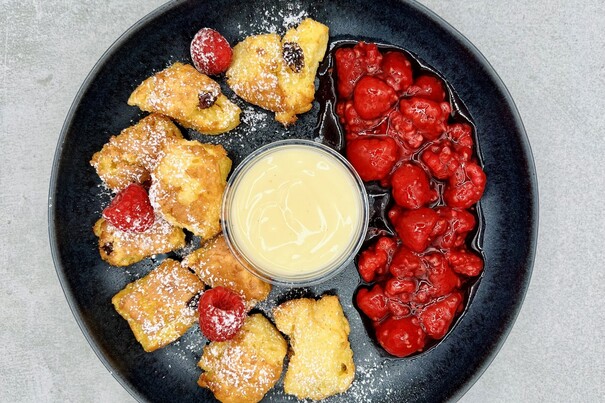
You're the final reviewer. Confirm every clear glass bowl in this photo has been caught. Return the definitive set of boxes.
[221,139,369,287]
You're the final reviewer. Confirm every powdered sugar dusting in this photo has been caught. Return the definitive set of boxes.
[345,355,396,402]
[241,105,270,133]
[282,10,308,29]
[238,3,309,35]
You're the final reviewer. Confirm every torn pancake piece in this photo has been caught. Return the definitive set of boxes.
[273,295,355,400]
[128,62,241,135]
[182,234,271,307]
[90,113,183,191]
[226,18,329,125]
[197,313,287,403]
[112,258,204,352]
[150,139,231,240]
[93,216,186,267]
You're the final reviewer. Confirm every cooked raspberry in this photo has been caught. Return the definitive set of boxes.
[334,42,487,358]
[334,42,383,98]
[386,110,424,149]
[387,298,411,318]
[357,236,398,282]
[421,140,461,180]
[356,284,389,321]
[353,75,398,120]
[446,249,484,277]
[102,183,155,232]
[407,75,446,102]
[417,292,463,339]
[391,163,437,209]
[340,100,384,133]
[375,316,426,357]
[346,136,399,182]
[423,252,461,298]
[446,123,474,150]
[389,246,425,278]
[389,207,440,253]
[198,287,246,342]
[434,207,476,249]
[444,162,487,209]
[399,97,450,140]
[190,28,232,75]
[380,51,413,93]
[384,277,417,296]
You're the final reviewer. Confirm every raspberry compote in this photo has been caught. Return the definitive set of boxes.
[325,41,486,358]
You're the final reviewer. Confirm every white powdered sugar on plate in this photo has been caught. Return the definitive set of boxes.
[236,3,309,35]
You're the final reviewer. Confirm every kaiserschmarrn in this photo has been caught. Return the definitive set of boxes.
[90,113,183,191]
[128,62,241,135]
[112,258,204,352]
[226,18,329,125]
[93,216,186,267]
[149,139,231,240]
[182,234,271,307]
[197,313,287,403]
[273,295,355,400]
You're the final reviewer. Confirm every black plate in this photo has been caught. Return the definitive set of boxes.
[49,0,538,402]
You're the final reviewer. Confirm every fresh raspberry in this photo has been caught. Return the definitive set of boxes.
[190,28,232,75]
[390,163,437,209]
[102,183,154,232]
[346,136,400,182]
[375,316,426,357]
[198,287,246,342]
[353,75,398,120]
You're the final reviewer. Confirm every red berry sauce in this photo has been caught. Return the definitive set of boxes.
[321,41,486,358]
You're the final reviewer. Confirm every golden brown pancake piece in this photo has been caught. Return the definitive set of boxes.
[90,113,183,191]
[150,139,231,240]
[128,62,241,135]
[273,295,355,400]
[227,18,329,125]
[182,234,271,307]
[197,313,287,403]
[93,216,186,267]
[112,258,204,352]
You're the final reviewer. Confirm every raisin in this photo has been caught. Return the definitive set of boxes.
[283,42,305,73]
[186,291,202,310]
[101,242,113,255]
[198,89,219,109]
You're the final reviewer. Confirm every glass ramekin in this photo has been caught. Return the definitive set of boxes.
[221,139,369,287]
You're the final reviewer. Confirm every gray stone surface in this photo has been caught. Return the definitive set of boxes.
[0,0,603,402]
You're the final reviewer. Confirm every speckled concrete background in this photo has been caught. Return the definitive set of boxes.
[1,0,603,402]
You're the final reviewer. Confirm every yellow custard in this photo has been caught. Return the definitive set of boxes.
[223,140,368,284]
